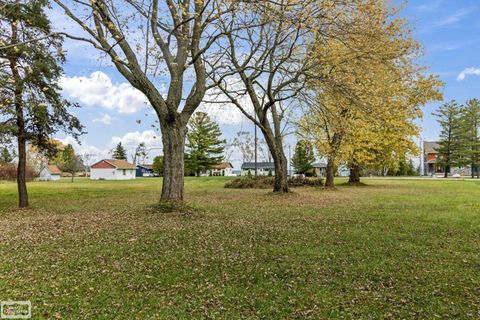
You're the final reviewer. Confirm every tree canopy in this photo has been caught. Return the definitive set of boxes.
[0,0,83,207]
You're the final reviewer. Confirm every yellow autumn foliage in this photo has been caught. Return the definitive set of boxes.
[301,0,443,172]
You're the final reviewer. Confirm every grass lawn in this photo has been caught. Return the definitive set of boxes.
[1,177,479,319]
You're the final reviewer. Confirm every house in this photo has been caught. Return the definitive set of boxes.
[136,164,154,177]
[211,162,234,176]
[310,162,327,177]
[241,162,275,176]
[39,165,62,181]
[90,159,136,180]
[423,141,442,176]
[423,141,471,176]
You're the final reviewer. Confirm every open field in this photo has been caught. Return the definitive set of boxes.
[1,178,480,319]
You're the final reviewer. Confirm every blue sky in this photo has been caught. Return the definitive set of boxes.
[401,0,480,141]
[51,0,480,167]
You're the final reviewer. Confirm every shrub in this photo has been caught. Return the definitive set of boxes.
[225,176,323,189]
[288,176,323,187]
[0,164,35,181]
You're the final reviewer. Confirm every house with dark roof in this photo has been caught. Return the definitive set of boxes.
[39,165,62,181]
[136,164,154,177]
[241,162,275,176]
[311,162,327,177]
[90,159,136,180]
[423,141,471,176]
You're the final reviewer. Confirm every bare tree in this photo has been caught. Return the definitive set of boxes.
[131,142,147,165]
[207,1,318,192]
[53,0,234,203]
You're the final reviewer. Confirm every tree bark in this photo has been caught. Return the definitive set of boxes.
[160,120,186,202]
[272,146,289,193]
[325,159,335,189]
[14,81,28,208]
[261,128,289,193]
[10,14,28,208]
[349,164,361,183]
[16,131,28,208]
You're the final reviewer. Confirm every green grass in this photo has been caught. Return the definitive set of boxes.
[1,177,479,319]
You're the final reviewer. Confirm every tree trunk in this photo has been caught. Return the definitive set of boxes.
[272,149,289,193]
[15,86,28,207]
[16,134,28,208]
[10,15,28,208]
[160,121,186,202]
[349,164,361,184]
[444,165,449,178]
[262,129,289,193]
[325,159,335,189]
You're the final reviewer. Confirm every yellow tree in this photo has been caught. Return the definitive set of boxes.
[300,0,442,188]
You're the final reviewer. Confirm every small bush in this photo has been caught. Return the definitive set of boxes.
[0,164,35,181]
[288,176,324,187]
[225,176,323,189]
[225,176,274,189]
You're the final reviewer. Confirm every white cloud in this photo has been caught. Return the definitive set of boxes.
[109,130,163,162]
[93,113,113,125]
[457,67,480,81]
[433,8,472,27]
[420,7,474,34]
[414,0,444,13]
[59,130,163,165]
[60,71,150,114]
[199,80,255,125]
[59,136,108,165]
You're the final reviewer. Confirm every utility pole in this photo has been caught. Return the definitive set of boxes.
[288,144,292,177]
[419,138,424,176]
[254,113,258,177]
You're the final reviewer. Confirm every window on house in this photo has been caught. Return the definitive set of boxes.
[123,169,126,175]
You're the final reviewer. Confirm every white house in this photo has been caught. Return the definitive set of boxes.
[241,162,275,176]
[39,165,62,181]
[90,159,136,180]
[211,162,234,176]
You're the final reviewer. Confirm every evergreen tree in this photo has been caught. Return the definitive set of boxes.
[185,112,225,176]
[0,147,15,164]
[58,144,81,182]
[292,140,315,175]
[458,99,480,178]
[0,0,83,207]
[112,142,127,160]
[433,101,463,178]
[152,156,164,176]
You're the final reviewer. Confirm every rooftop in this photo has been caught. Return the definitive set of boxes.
[424,141,440,154]
[92,159,137,170]
[241,162,275,169]
[213,162,234,169]
[47,164,62,175]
